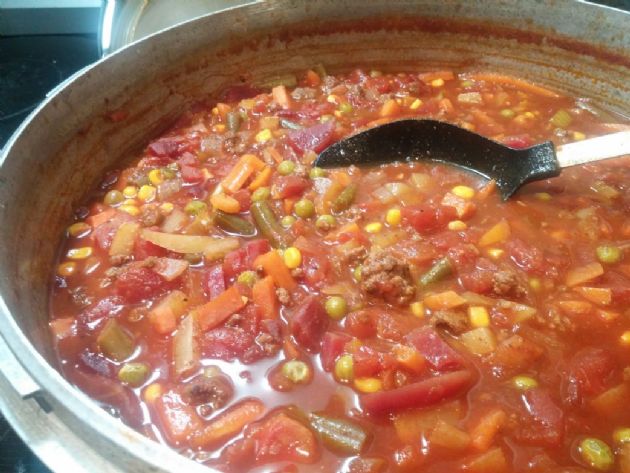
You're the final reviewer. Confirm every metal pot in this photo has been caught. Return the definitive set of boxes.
[0,1,628,471]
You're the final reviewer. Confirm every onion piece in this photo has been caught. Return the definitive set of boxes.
[174,314,198,377]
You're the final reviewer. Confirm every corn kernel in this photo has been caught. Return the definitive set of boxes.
[283,247,302,269]
[255,128,272,143]
[621,331,630,346]
[364,222,383,234]
[409,98,423,110]
[487,248,504,260]
[202,169,213,180]
[57,262,77,277]
[613,427,630,444]
[410,301,424,318]
[67,222,91,238]
[326,94,339,104]
[123,198,139,206]
[448,220,467,231]
[354,377,383,393]
[353,265,362,282]
[511,375,538,390]
[119,204,140,216]
[148,169,164,185]
[333,110,343,118]
[451,185,475,199]
[137,185,157,202]
[67,247,93,260]
[335,355,354,382]
[213,124,226,133]
[211,107,219,115]
[386,208,402,226]
[529,277,542,291]
[144,383,162,403]
[535,192,552,201]
[159,202,174,214]
[573,131,586,141]
[122,186,138,198]
[431,78,445,87]
[469,306,490,328]
[524,111,535,119]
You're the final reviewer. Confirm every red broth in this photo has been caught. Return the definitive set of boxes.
[50,68,630,472]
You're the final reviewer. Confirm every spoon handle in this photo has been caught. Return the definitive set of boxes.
[555,131,630,168]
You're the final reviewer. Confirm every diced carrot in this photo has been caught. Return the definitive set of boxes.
[149,290,190,335]
[195,285,247,331]
[330,170,352,187]
[50,318,75,339]
[477,179,497,201]
[478,220,511,247]
[319,180,345,214]
[439,98,454,114]
[429,419,471,450]
[221,154,265,193]
[156,391,203,445]
[573,287,611,305]
[191,399,265,448]
[566,262,604,287]
[424,291,467,311]
[393,345,425,373]
[469,408,507,451]
[216,102,232,119]
[557,300,593,316]
[253,251,297,291]
[284,198,296,214]
[272,85,291,108]
[418,70,455,82]
[379,99,401,118]
[86,208,117,228]
[248,166,272,191]
[596,308,620,322]
[264,146,284,164]
[324,222,361,242]
[590,383,630,418]
[466,73,559,98]
[283,338,301,360]
[253,276,278,319]
[210,193,241,214]
[464,447,509,473]
[305,69,321,87]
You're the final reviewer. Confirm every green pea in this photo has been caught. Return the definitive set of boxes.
[104,190,124,206]
[325,296,348,320]
[353,266,362,282]
[460,80,474,88]
[237,271,257,286]
[500,108,516,118]
[281,215,296,228]
[281,360,310,384]
[579,438,614,471]
[118,362,149,387]
[613,427,630,445]
[309,167,326,179]
[294,199,315,219]
[511,375,538,391]
[185,200,207,215]
[252,186,271,202]
[277,160,296,176]
[316,214,337,230]
[596,246,622,264]
[161,167,177,179]
[339,102,353,114]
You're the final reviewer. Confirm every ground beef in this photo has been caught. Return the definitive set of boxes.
[430,310,469,334]
[338,245,367,264]
[276,288,291,305]
[182,375,233,409]
[126,167,149,187]
[138,203,163,227]
[492,270,527,298]
[360,250,415,306]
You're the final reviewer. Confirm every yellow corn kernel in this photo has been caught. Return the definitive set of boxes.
[451,185,475,200]
[255,128,272,143]
[448,220,467,231]
[512,375,538,391]
[621,331,630,346]
[67,222,91,238]
[144,383,162,403]
[326,94,339,104]
[364,222,383,234]
[410,301,424,318]
[283,247,302,269]
[535,192,552,201]
[148,169,164,185]
[487,248,504,260]
[334,354,354,382]
[431,78,445,87]
[211,107,219,115]
[354,377,383,393]
[529,277,542,291]
[386,208,402,226]
[67,247,93,260]
[334,110,343,118]
[468,306,490,328]
[159,202,174,215]
[409,98,422,110]
[122,186,138,198]
[202,169,213,181]
[119,204,140,216]
[524,111,535,119]
[137,185,156,202]
[57,262,77,277]
[213,124,226,133]
[123,198,139,206]
[573,131,586,141]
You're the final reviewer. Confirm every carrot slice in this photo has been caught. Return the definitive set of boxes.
[195,285,247,331]
[191,399,265,448]
[248,166,272,191]
[469,407,507,451]
[210,193,241,214]
[419,70,455,82]
[86,208,117,228]
[221,154,265,193]
[424,291,467,311]
[573,287,611,306]
[253,276,279,319]
[566,262,604,287]
[466,73,559,98]
[149,290,189,335]
[253,250,297,291]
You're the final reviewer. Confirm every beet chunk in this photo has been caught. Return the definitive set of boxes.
[290,296,329,352]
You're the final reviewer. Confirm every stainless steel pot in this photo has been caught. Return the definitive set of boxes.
[0,1,629,471]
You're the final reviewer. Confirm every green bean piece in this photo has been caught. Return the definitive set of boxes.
[309,412,370,455]
[280,118,302,130]
[118,362,149,387]
[226,111,241,133]
[250,201,286,248]
[104,190,124,206]
[332,184,358,213]
[97,319,134,361]
[214,210,256,236]
[419,257,453,286]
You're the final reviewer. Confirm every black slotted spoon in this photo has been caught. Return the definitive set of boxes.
[314,119,630,200]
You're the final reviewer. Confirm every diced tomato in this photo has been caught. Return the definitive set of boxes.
[204,264,226,298]
[290,296,329,353]
[249,413,318,464]
[353,346,383,377]
[402,204,458,234]
[287,121,336,153]
[507,238,545,275]
[406,327,465,372]
[563,347,615,405]
[92,213,133,250]
[203,326,255,362]
[232,189,252,211]
[502,134,533,149]
[223,240,271,280]
[180,164,203,184]
[320,332,352,372]
[447,243,479,268]
[220,84,262,102]
[115,266,169,303]
[458,258,497,294]
[345,310,377,339]
[273,175,309,199]
[519,388,564,446]
[134,238,167,260]
[147,136,187,158]
[360,370,473,415]
[76,296,125,334]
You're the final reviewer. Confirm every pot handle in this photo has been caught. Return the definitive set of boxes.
[0,334,41,400]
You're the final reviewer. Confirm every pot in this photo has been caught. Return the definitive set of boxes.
[0,1,628,471]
